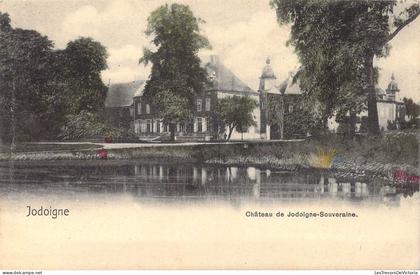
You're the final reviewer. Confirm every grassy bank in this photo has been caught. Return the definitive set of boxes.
[0,131,418,179]
[105,131,419,179]
[0,142,102,161]
[204,131,419,178]
[0,143,101,153]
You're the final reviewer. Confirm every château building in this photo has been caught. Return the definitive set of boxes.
[103,80,144,132]
[104,57,407,141]
[374,74,406,131]
[258,58,305,139]
[131,55,261,141]
[330,74,406,133]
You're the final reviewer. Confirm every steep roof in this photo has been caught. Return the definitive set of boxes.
[265,72,301,95]
[283,77,302,95]
[105,80,145,107]
[106,55,256,106]
[202,55,256,94]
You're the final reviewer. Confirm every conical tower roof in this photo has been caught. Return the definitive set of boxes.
[260,57,276,79]
[386,73,400,92]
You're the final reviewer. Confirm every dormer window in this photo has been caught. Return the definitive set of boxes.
[197,99,202,112]
[205,98,211,111]
[137,102,142,114]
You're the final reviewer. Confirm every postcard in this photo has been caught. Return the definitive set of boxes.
[0,0,419,271]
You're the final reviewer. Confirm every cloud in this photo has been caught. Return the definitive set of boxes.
[201,10,299,90]
[57,1,151,48]
[59,5,100,42]
[58,0,299,88]
[58,1,155,83]
[376,18,420,101]
[102,65,150,85]
[102,44,150,83]
[107,45,142,67]
[54,0,418,100]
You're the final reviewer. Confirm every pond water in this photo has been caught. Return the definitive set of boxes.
[1,160,420,269]
[0,160,417,205]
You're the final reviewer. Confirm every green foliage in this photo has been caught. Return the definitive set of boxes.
[270,0,420,135]
[58,111,107,141]
[0,12,109,142]
[0,12,11,31]
[140,3,211,138]
[218,96,257,140]
[403,97,419,128]
[0,12,55,141]
[54,37,108,114]
[157,91,192,125]
[382,131,418,165]
[58,110,137,142]
[284,106,321,138]
[267,94,322,138]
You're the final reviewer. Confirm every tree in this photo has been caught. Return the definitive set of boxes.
[0,12,109,142]
[403,97,419,128]
[49,37,108,140]
[218,96,257,141]
[267,92,322,138]
[270,0,420,136]
[0,12,55,143]
[139,3,211,141]
[57,110,135,142]
[157,91,192,141]
[58,37,108,114]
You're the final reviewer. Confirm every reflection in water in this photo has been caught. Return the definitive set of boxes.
[0,160,418,204]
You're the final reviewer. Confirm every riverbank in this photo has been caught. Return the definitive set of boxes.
[0,131,418,181]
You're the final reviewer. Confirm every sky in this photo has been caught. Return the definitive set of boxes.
[1,0,419,102]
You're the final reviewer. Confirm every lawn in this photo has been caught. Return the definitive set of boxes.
[0,143,102,153]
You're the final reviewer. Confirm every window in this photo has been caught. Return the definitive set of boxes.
[205,98,211,111]
[156,121,161,133]
[208,120,213,134]
[187,123,193,133]
[146,104,150,114]
[137,102,142,114]
[197,117,203,133]
[202,117,207,132]
[197,99,202,112]
[163,123,168,133]
[146,119,151,132]
[289,104,294,113]
[140,121,147,133]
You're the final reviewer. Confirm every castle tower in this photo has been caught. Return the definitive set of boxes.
[259,57,277,91]
[385,73,400,101]
[258,58,277,140]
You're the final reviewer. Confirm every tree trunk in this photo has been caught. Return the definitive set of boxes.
[10,80,16,151]
[322,115,328,133]
[279,93,284,140]
[365,51,380,136]
[227,125,234,141]
[349,111,357,137]
[169,123,176,142]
